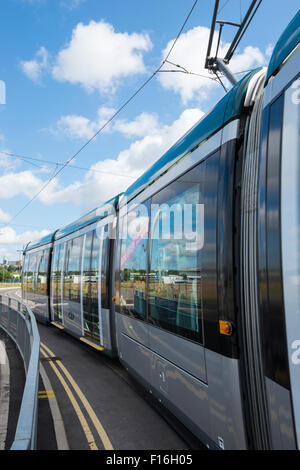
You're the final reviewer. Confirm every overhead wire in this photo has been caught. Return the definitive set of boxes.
[4,154,42,169]
[216,72,228,92]
[0,150,136,179]
[218,0,231,15]
[162,0,199,64]
[228,0,262,60]
[159,60,219,81]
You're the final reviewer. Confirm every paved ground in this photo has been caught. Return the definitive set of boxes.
[0,287,194,451]
[0,328,25,450]
[37,322,188,450]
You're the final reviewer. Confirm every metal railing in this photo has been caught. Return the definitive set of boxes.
[0,294,40,450]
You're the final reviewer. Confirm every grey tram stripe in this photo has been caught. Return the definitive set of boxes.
[39,362,69,450]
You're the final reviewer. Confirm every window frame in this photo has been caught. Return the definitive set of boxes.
[118,200,150,322]
[118,151,221,346]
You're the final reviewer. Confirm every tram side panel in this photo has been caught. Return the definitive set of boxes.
[49,222,116,356]
[114,125,247,450]
[23,244,52,323]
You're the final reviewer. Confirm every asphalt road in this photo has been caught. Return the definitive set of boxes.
[37,321,188,450]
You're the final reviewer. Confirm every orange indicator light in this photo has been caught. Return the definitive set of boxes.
[219,321,233,336]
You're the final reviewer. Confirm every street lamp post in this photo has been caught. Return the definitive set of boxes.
[17,249,23,284]
[2,257,5,284]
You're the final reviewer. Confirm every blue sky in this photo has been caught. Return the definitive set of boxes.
[0,0,299,261]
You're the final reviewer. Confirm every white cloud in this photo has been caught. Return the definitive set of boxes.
[158,26,266,104]
[0,109,203,210]
[55,107,160,140]
[0,105,203,225]
[0,149,21,170]
[57,114,97,140]
[0,109,203,254]
[0,209,11,223]
[0,226,50,246]
[0,221,51,262]
[265,44,274,59]
[0,247,20,262]
[39,107,204,207]
[113,112,160,138]
[20,46,49,82]
[56,106,116,139]
[0,170,43,199]
[230,46,265,74]
[52,20,153,94]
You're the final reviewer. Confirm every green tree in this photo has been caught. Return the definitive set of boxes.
[1,267,13,282]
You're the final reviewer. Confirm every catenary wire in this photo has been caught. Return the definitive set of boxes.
[0,151,136,179]
[218,0,231,15]
[5,0,199,228]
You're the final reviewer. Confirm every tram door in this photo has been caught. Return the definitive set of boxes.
[82,226,109,346]
[82,230,100,344]
[51,242,65,325]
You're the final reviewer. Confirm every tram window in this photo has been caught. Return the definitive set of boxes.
[100,231,109,308]
[64,236,82,305]
[82,231,99,342]
[51,243,64,323]
[51,246,58,304]
[27,254,37,295]
[119,201,150,320]
[37,250,48,295]
[149,157,218,343]
[91,231,100,314]
[22,255,29,300]
[36,251,43,294]
[82,231,93,327]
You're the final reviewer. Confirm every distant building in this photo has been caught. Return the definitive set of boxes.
[162,275,184,284]
[2,260,23,267]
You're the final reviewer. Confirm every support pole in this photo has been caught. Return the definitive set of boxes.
[216,58,238,86]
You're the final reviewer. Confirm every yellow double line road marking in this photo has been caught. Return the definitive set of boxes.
[40,342,113,451]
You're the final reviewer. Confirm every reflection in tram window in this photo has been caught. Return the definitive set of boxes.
[27,254,37,303]
[37,250,49,296]
[82,227,110,344]
[82,230,100,343]
[51,243,64,323]
[149,156,218,343]
[23,248,50,319]
[100,232,109,309]
[91,231,100,320]
[119,202,150,320]
[63,236,82,328]
[22,255,29,301]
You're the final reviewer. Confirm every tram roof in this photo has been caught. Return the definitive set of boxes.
[24,194,122,252]
[266,9,300,84]
[123,68,261,204]
[25,230,58,252]
[54,193,122,241]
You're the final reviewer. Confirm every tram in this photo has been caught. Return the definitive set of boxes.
[22,11,300,450]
